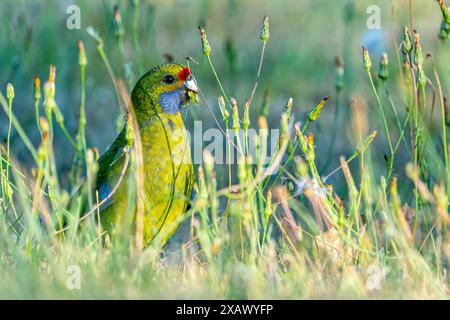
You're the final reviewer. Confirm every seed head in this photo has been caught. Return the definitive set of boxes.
[78,40,87,66]
[402,53,412,85]
[362,47,371,71]
[353,131,377,158]
[438,0,450,23]
[39,116,49,142]
[280,113,289,137]
[92,147,100,161]
[282,97,293,120]
[258,116,268,130]
[413,30,423,67]
[203,149,215,176]
[413,30,426,87]
[293,122,307,155]
[34,77,41,101]
[53,104,64,125]
[230,97,240,131]
[218,96,229,123]
[243,99,250,129]
[403,26,412,53]
[49,65,56,85]
[294,156,308,177]
[294,122,301,137]
[198,26,211,57]
[260,15,270,43]
[44,66,57,113]
[6,83,14,101]
[308,96,328,122]
[378,52,389,81]
[86,148,95,165]
[278,113,290,149]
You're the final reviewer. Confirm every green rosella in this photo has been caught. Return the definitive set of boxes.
[94,63,198,246]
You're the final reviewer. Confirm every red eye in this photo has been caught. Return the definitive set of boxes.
[178,67,191,81]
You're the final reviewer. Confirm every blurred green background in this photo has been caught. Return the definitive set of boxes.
[0,0,442,191]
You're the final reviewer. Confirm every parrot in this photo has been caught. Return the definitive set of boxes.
[93,63,198,247]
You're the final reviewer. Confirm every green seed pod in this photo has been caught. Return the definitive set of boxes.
[378,52,389,81]
[6,83,14,101]
[413,31,427,88]
[39,116,49,142]
[243,99,250,130]
[86,148,95,166]
[362,47,371,71]
[402,54,412,86]
[418,68,426,88]
[280,113,289,137]
[231,97,240,131]
[282,97,293,120]
[34,77,41,101]
[294,122,307,153]
[308,96,328,122]
[203,149,214,177]
[198,26,211,57]
[413,30,423,67]
[278,113,290,149]
[43,82,55,114]
[286,179,295,192]
[294,155,308,177]
[53,104,64,125]
[438,0,450,24]
[352,131,377,158]
[38,144,47,164]
[403,26,412,53]
[218,96,229,123]
[78,40,87,66]
[43,65,56,114]
[86,148,99,179]
[260,15,270,43]
[258,115,268,131]
[306,133,315,162]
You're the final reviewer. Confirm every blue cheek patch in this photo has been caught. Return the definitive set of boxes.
[159,87,183,114]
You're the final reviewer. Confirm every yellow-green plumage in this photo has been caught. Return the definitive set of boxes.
[95,63,195,246]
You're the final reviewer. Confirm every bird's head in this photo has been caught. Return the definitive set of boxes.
[131,63,198,121]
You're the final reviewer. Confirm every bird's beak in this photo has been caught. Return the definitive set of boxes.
[184,75,198,93]
[182,75,199,104]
